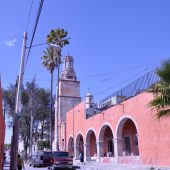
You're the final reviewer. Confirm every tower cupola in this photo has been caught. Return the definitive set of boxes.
[61,54,76,80]
[85,92,94,109]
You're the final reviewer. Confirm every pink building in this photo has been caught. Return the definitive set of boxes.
[54,55,170,168]
[66,92,170,167]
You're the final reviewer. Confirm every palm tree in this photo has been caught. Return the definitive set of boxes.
[148,60,170,118]
[47,28,70,48]
[41,46,57,151]
[42,28,70,151]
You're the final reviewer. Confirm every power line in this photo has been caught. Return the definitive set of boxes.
[3,62,158,84]
[24,0,45,73]
[77,60,160,79]
[25,0,34,32]
[93,70,147,97]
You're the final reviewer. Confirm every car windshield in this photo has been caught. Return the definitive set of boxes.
[53,152,69,158]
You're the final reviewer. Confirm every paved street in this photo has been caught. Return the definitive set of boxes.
[3,162,170,170]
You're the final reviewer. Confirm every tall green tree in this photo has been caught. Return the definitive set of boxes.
[2,83,17,127]
[42,28,70,151]
[3,80,53,155]
[34,88,52,140]
[148,60,170,118]
[20,79,38,157]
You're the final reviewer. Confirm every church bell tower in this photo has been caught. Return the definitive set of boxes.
[54,54,81,151]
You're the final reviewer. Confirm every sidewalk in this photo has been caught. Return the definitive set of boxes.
[75,161,170,170]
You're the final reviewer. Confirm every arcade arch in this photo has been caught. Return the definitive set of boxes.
[98,124,114,157]
[116,116,139,156]
[76,133,84,158]
[85,129,97,158]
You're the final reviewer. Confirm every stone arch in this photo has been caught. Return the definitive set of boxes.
[85,129,97,158]
[115,115,139,156]
[68,136,74,157]
[98,123,114,157]
[75,133,84,158]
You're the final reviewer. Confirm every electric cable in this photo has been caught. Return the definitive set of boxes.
[78,60,160,79]
[25,0,34,32]
[24,0,45,73]
[93,70,149,97]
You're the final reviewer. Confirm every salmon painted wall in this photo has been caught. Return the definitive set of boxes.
[0,80,5,168]
[66,92,170,166]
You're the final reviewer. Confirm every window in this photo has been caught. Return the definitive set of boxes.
[67,76,73,79]
[40,155,43,160]
[53,152,69,158]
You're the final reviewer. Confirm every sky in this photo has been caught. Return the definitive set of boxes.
[1,0,170,143]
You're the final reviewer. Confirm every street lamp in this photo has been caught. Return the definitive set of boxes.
[49,43,61,151]
[49,43,61,51]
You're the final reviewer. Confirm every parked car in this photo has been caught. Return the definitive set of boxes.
[50,151,73,170]
[31,151,53,167]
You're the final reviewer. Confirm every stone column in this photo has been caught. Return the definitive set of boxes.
[113,138,118,158]
[84,143,90,162]
[96,141,104,162]
[74,145,79,159]
[113,138,123,163]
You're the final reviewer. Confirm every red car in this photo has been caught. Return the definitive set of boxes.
[50,151,73,170]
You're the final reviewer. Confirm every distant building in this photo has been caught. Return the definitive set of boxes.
[0,79,5,169]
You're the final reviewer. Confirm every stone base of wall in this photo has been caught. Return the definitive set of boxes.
[118,156,140,164]
[99,156,140,164]
[99,157,118,163]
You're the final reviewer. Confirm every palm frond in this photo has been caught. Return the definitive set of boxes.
[156,60,170,83]
[156,109,170,118]
[148,59,170,118]
[46,28,70,48]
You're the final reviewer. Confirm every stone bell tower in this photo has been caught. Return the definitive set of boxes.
[54,54,81,151]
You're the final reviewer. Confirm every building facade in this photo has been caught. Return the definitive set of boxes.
[54,56,170,167]
[66,92,170,167]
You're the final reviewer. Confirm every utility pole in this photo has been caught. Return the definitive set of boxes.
[10,32,27,170]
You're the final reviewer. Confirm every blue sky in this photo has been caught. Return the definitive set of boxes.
[1,0,170,143]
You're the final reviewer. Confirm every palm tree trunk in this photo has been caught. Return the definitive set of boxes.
[50,72,53,151]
